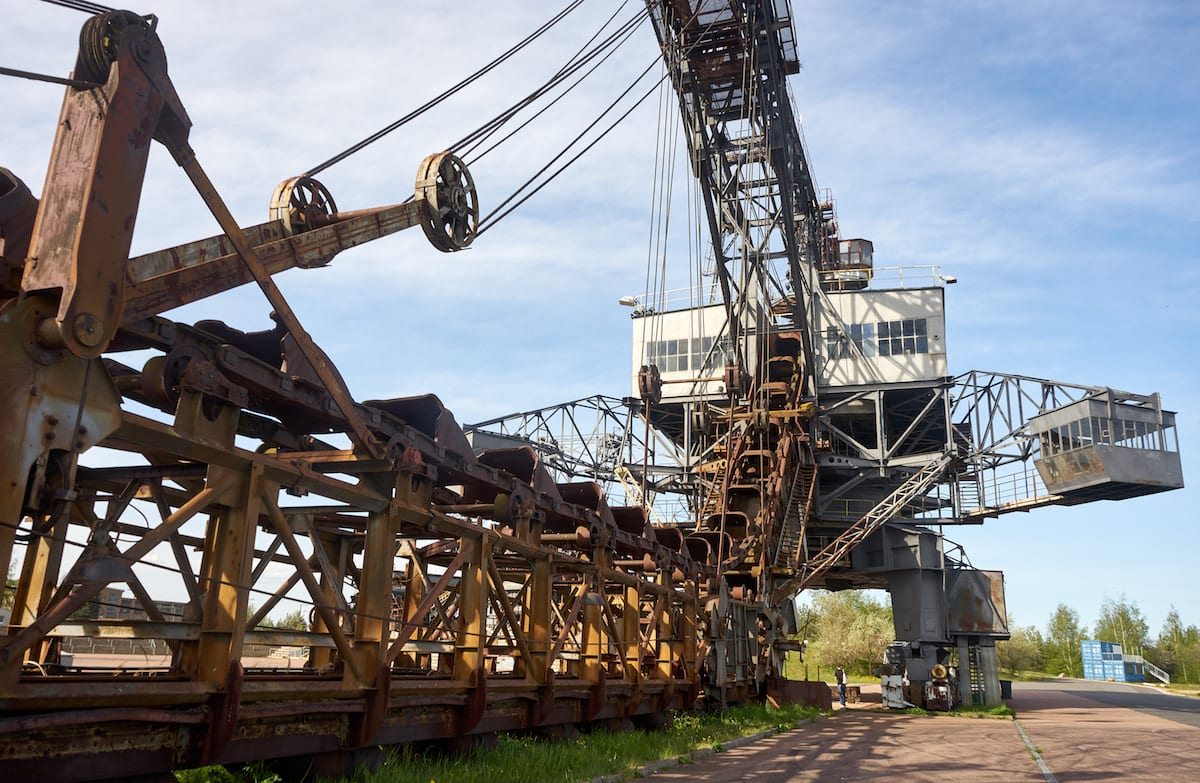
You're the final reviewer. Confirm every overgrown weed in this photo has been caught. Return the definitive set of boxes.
[343,702,818,783]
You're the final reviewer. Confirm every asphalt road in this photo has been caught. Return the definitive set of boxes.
[1012,679,1200,781]
[636,680,1200,782]
[1016,678,1200,728]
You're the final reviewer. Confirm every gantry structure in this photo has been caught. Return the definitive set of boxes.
[470,0,1184,708]
[0,3,1183,780]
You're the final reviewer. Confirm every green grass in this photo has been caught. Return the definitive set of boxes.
[783,652,865,684]
[895,703,1015,719]
[1163,683,1200,697]
[999,669,1054,682]
[961,703,1016,718]
[175,703,820,783]
[175,762,281,783]
[347,704,819,783]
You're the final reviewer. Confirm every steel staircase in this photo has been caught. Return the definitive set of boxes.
[1140,656,1171,684]
[771,452,952,602]
[773,462,816,569]
[956,472,982,514]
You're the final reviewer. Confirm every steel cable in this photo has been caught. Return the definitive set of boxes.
[474,1,723,236]
[301,0,585,178]
[6,1,124,88]
[0,65,99,89]
[475,68,665,236]
[454,5,648,162]
[40,0,116,14]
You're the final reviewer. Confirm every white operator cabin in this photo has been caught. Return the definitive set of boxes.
[630,239,948,398]
[630,299,764,401]
[815,286,948,389]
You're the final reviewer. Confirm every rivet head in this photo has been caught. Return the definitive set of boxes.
[72,312,104,348]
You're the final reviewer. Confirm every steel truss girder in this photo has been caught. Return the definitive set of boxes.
[949,370,1149,467]
[465,394,680,485]
[646,0,822,390]
[0,384,722,776]
[0,10,773,778]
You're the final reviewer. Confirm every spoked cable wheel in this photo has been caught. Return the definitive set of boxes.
[415,151,478,252]
[269,176,338,235]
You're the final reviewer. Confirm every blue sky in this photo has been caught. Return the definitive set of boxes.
[5,1,1197,641]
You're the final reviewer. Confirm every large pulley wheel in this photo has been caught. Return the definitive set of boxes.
[77,11,160,85]
[415,151,478,252]
[270,176,337,235]
[638,364,662,405]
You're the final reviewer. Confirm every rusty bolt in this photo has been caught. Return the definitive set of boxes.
[72,312,105,348]
[47,415,59,426]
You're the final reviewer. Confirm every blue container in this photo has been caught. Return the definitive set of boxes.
[1082,640,1133,681]
[1103,661,1127,681]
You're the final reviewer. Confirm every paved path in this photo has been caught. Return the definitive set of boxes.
[642,706,1041,781]
[1013,680,1200,781]
[639,680,1200,782]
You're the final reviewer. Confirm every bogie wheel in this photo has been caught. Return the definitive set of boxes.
[415,151,478,252]
[270,176,337,235]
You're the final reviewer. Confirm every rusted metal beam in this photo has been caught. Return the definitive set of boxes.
[172,155,386,460]
[21,31,168,358]
[110,413,389,510]
[485,556,536,678]
[261,493,362,681]
[122,202,425,321]
[385,550,466,665]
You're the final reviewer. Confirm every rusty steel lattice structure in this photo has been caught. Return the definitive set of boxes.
[637,0,825,603]
[0,2,1186,780]
[474,0,1183,716]
[0,6,827,780]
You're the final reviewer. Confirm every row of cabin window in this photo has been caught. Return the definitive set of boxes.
[1039,416,1173,456]
[825,318,930,360]
[645,336,732,373]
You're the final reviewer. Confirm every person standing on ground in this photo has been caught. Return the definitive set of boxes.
[836,665,847,708]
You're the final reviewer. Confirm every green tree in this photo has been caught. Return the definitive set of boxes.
[275,609,308,631]
[2,563,15,610]
[805,590,894,676]
[998,623,1045,676]
[1094,594,1149,653]
[1157,607,1200,684]
[1045,604,1087,677]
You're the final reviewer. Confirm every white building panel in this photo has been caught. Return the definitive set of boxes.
[631,303,760,401]
[817,287,948,387]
